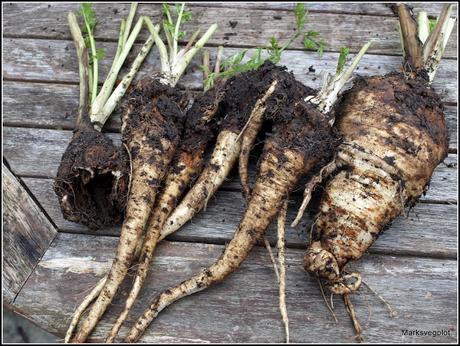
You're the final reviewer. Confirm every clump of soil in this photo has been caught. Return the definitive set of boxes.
[54,126,129,230]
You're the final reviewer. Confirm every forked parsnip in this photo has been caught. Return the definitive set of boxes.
[296,4,454,340]
[106,78,226,342]
[123,45,371,341]
[69,4,217,343]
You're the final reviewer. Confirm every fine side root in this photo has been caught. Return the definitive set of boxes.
[343,294,363,342]
[291,159,337,227]
[65,276,107,343]
[65,233,145,343]
[264,237,279,280]
[317,279,338,323]
[361,280,397,318]
[277,200,289,343]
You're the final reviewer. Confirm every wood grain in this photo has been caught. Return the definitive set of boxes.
[192,2,458,17]
[13,233,457,343]
[3,39,458,104]
[3,3,457,57]
[21,177,458,259]
[2,81,457,150]
[3,126,457,202]
[2,163,57,303]
[3,3,457,342]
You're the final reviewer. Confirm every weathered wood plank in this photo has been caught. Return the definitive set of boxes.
[3,81,457,150]
[193,2,458,17]
[3,126,456,202]
[2,3,457,57]
[3,39,457,104]
[13,233,457,342]
[21,177,458,259]
[2,163,57,304]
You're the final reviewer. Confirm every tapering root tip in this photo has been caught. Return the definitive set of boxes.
[343,294,363,342]
[65,276,107,343]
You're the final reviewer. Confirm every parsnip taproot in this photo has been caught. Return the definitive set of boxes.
[106,84,226,342]
[296,4,454,340]
[69,4,217,342]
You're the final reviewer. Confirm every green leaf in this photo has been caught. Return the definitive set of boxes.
[79,3,97,32]
[181,8,192,22]
[303,37,317,50]
[306,30,319,37]
[95,47,105,60]
[222,49,248,69]
[429,19,437,33]
[163,3,172,21]
[336,46,349,75]
[317,40,326,57]
[294,3,307,31]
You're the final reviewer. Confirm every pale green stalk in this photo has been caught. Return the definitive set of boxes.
[145,16,170,78]
[123,3,138,45]
[421,4,455,82]
[417,11,430,44]
[306,41,373,117]
[171,23,218,86]
[94,23,159,130]
[115,19,127,63]
[82,12,98,104]
[214,45,224,74]
[91,17,144,122]
[172,3,185,62]
[68,12,89,122]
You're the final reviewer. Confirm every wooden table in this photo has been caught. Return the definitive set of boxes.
[3,2,458,343]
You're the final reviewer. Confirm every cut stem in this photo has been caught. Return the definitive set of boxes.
[145,17,171,81]
[214,45,224,74]
[68,12,89,128]
[171,23,218,86]
[307,41,372,116]
[91,16,145,123]
[124,3,138,46]
[172,3,185,63]
[202,49,210,87]
[397,4,424,71]
[114,19,127,64]
[94,23,158,130]
[417,11,430,44]
[422,4,455,82]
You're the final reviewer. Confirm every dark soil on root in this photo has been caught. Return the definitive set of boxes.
[342,72,448,153]
[54,128,129,229]
[179,84,227,154]
[121,78,186,160]
[218,61,313,133]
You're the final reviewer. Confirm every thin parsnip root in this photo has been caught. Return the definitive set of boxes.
[106,85,226,342]
[300,4,453,340]
[64,230,146,342]
[72,79,186,343]
[277,201,289,343]
[124,68,339,342]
